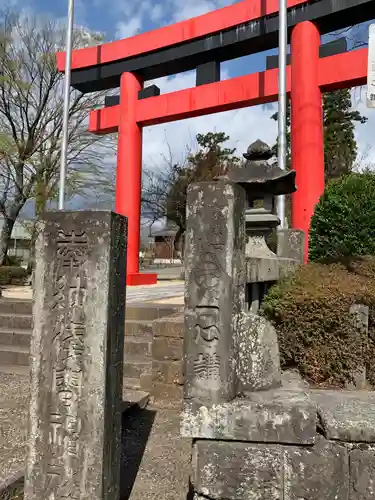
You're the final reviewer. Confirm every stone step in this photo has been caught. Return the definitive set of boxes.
[123,358,152,379]
[123,377,142,391]
[0,301,179,326]
[0,344,29,366]
[0,313,32,331]
[0,299,32,316]
[125,305,181,321]
[124,319,153,337]
[0,328,32,347]
[0,363,29,376]
[0,316,156,337]
[0,329,151,349]
[124,335,152,358]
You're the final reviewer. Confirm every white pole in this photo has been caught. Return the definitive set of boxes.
[367,24,375,109]
[277,0,288,228]
[58,0,75,210]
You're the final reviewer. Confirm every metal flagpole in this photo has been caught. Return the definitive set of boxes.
[58,0,75,210]
[367,24,375,109]
[277,0,287,228]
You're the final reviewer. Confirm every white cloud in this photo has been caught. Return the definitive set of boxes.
[111,0,236,41]
[150,4,165,23]
[115,17,143,39]
[170,0,221,22]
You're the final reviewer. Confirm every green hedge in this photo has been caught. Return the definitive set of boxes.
[262,257,375,388]
[0,266,29,286]
[309,172,375,261]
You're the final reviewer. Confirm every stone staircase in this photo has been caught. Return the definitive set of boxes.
[0,299,181,394]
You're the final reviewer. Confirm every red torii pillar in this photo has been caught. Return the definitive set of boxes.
[117,73,157,286]
[291,21,325,261]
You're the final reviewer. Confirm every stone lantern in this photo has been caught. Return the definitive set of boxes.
[219,139,298,312]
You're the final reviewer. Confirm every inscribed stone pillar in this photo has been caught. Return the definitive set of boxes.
[24,211,127,500]
[184,181,246,403]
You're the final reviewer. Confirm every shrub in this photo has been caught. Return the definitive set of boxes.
[0,266,29,286]
[309,172,375,261]
[262,257,375,388]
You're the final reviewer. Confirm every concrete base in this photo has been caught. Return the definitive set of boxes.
[127,272,158,286]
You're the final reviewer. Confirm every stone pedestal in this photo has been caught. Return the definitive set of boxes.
[25,211,127,500]
[184,387,375,500]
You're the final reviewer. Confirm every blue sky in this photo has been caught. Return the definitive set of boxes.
[10,0,375,169]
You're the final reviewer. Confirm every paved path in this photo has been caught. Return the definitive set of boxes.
[126,283,184,304]
[2,283,184,304]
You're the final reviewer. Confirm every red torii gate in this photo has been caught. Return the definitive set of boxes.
[57,0,369,285]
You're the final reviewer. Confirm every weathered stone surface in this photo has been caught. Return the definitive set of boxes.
[152,314,184,338]
[153,337,183,361]
[181,388,316,443]
[153,360,183,385]
[25,211,127,500]
[284,437,349,499]
[192,441,283,500]
[235,311,281,392]
[350,447,375,499]
[277,228,305,264]
[350,304,369,334]
[184,181,246,404]
[346,304,369,390]
[312,390,375,442]
[246,255,298,283]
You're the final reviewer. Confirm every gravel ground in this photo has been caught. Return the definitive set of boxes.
[0,373,29,487]
[0,372,191,500]
[120,405,191,500]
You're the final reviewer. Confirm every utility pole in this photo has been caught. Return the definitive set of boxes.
[58,0,75,210]
[277,0,288,228]
[367,24,375,109]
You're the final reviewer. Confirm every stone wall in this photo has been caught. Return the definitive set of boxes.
[183,374,375,499]
[151,315,184,403]
[180,163,375,499]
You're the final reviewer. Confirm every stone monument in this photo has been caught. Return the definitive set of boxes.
[24,211,127,500]
[184,181,246,403]
[182,141,375,499]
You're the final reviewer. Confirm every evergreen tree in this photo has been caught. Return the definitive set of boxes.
[271,89,367,181]
[323,89,367,181]
[165,132,240,237]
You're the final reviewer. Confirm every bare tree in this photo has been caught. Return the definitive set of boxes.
[0,9,115,265]
[141,132,240,258]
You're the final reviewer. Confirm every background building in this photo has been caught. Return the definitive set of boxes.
[0,218,31,266]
